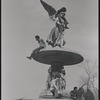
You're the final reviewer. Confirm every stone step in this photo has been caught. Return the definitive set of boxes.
[16,98,72,100]
[16,96,72,100]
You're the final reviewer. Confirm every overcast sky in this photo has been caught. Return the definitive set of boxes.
[2,0,98,100]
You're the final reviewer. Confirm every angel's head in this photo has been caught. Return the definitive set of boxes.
[55,7,66,18]
[58,7,66,14]
[60,7,66,12]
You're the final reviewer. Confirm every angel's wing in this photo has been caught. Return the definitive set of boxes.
[40,0,57,21]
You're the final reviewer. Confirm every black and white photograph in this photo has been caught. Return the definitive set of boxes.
[2,0,98,100]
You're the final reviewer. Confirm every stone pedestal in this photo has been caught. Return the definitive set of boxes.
[32,47,84,99]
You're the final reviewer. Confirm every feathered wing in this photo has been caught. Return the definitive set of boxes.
[40,0,56,21]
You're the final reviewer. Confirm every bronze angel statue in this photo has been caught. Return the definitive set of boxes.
[40,0,69,47]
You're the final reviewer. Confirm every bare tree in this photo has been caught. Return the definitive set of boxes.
[78,59,98,100]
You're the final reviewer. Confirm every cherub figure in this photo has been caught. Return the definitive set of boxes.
[40,0,69,47]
